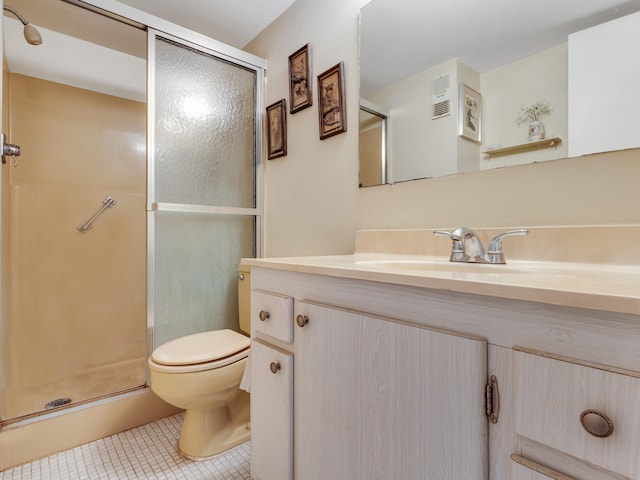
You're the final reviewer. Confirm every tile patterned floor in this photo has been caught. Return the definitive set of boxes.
[0,413,251,479]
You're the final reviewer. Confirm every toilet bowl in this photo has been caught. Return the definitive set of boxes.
[147,265,252,460]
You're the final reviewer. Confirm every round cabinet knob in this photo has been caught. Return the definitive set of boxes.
[269,362,281,374]
[580,409,614,438]
[258,310,270,321]
[296,315,309,328]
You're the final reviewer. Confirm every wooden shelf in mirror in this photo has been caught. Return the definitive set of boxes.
[483,137,562,157]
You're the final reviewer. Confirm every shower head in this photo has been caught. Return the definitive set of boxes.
[22,23,42,45]
[3,5,42,45]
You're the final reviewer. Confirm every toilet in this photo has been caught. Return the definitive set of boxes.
[147,265,252,460]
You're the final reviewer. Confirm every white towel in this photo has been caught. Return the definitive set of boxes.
[239,353,251,393]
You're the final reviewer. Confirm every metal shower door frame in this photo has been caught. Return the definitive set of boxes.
[146,28,264,377]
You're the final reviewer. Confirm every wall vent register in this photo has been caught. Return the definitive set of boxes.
[431,73,451,119]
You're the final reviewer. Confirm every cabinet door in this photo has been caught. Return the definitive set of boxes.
[294,302,488,480]
[250,339,293,480]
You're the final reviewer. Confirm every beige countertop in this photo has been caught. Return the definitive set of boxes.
[242,252,640,316]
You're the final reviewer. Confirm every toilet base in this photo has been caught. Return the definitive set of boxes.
[177,390,250,460]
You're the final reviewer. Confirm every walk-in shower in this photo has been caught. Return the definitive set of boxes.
[1,0,148,421]
[0,0,263,428]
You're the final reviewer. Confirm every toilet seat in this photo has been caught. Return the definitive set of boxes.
[149,329,250,374]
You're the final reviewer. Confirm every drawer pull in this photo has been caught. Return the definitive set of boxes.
[296,314,309,328]
[269,362,281,374]
[580,409,614,438]
[259,310,270,321]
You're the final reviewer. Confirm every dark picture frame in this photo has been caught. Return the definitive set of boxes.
[317,62,347,140]
[458,84,481,143]
[266,99,287,160]
[288,44,312,114]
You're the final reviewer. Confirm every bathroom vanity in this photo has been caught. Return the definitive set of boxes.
[246,227,640,480]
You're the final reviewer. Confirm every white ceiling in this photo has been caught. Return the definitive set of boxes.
[115,0,297,48]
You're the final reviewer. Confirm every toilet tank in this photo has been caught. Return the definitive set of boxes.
[237,263,251,335]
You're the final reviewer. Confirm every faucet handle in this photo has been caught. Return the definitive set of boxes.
[433,229,454,238]
[433,230,465,261]
[486,229,528,264]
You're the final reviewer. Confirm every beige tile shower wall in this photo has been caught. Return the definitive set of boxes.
[1,74,146,419]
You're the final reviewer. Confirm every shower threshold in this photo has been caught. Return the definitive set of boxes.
[1,385,148,427]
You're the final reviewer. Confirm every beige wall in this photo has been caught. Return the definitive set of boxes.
[247,0,640,257]
[246,0,367,257]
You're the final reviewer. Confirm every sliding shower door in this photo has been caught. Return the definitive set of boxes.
[148,32,262,348]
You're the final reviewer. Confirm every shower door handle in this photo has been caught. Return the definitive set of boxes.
[2,133,21,166]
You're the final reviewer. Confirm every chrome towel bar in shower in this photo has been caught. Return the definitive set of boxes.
[77,195,117,234]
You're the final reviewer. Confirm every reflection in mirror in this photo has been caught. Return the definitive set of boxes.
[359,0,640,186]
[359,100,387,187]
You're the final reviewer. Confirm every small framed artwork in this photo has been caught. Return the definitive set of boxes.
[288,43,312,114]
[317,62,347,140]
[266,99,287,160]
[458,84,481,143]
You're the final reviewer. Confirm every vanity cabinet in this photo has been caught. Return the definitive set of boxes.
[248,265,640,480]
[250,285,489,480]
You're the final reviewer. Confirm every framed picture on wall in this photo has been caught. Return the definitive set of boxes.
[288,43,312,114]
[266,99,287,160]
[458,84,481,142]
[317,62,347,140]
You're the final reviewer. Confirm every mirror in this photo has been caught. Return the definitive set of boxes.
[359,0,640,186]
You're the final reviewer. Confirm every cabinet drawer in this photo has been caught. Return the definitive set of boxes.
[251,290,294,342]
[513,349,640,478]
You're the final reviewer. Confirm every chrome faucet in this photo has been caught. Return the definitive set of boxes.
[434,227,528,264]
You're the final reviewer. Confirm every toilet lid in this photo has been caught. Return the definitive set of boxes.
[151,329,249,366]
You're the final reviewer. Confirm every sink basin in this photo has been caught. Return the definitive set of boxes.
[354,259,527,274]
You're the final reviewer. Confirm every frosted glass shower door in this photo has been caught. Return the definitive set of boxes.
[149,33,262,348]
